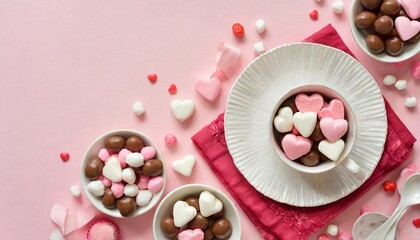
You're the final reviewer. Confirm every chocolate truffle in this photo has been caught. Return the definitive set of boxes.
[125,136,144,152]
[366,34,385,53]
[185,196,200,212]
[360,0,383,10]
[142,159,163,176]
[385,36,403,56]
[355,11,377,29]
[309,121,324,142]
[374,15,394,35]
[84,157,104,180]
[407,32,420,44]
[380,0,401,16]
[300,150,320,167]
[188,213,209,231]
[212,218,232,240]
[160,216,180,238]
[117,196,137,217]
[102,188,117,208]
[104,136,126,153]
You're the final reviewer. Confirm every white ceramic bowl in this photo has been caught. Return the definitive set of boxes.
[80,129,166,218]
[350,0,420,63]
[153,184,241,240]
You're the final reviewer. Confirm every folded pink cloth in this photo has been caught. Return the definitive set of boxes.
[191,24,416,240]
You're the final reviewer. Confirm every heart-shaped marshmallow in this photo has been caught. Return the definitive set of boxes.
[318,139,345,161]
[319,117,348,142]
[195,77,222,102]
[281,133,312,160]
[173,200,197,227]
[121,168,136,184]
[102,157,123,182]
[395,16,420,41]
[318,99,345,119]
[295,93,324,113]
[172,155,196,177]
[87,180,105,197]
[292,111,317,137]
[125,152,144,168]
[178,229,205,240]
[199,190,223,217]
[401,0,420,19]
[274,107,293,133]
[136,190,153,206]
[171,100,195,122]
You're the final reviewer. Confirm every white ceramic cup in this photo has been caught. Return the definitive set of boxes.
[269,85,367,180]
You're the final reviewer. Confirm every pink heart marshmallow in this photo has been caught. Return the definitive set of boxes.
[178,229,204,240]
[195,77,222,102]
[395,16,420,41]
[281,133,311,160]
[147,176,163,193]
[295,93,324,113]
[401,0,420,19]
[318,99,345,119]
[320,117,348,142]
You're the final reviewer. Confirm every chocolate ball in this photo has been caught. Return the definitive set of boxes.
[142,159,163,176]
[185,196,200,212]
[204,227,214,240]
[366,34,385,53]
[212,218,232,240]
[104,136,126,153]
[188,213,209,231]
[117,196,137,217]
[210,207,225,219]
[309,121,324,142]
[355,11,378,29]
[125,136,144,152]
[102,188,117,208]
[385,36,403,56]
[84,157,104,180]
[398,8,409,18]
[360,0,383,10]
[384,28,398,38]
[299,150,320,167]
[160,216,180,238]
[281,96,298,113]
[380,0,401,15]
[374,15,394,35]
[313,143,329,162]
[407,31,420,44]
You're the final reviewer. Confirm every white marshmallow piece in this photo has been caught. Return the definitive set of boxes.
[136,190,153,206]
[405,97,417,108]
[332,0,344,14]
[255,19,266,34]
[383,75,396,86]
[126,152,144,168]
[122,168,136,184]
[318,139,345,161]
[172,155,196,177]
[171,99,195,122]
[292,111,317,137]
[70,185,81,197]
[395,80,407,90]
[132,101,145,116]
[254,41,265,56]
[87,180,105,197]
[199,190,223,217]
[102,157,123,182]
[274,107,293,133]
[124,184,139,197]
[173,200,197,227]
[326,224,339,236]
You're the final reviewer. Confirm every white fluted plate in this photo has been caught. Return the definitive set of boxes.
[225,43,387,207]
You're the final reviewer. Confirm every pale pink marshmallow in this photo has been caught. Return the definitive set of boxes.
[138,175,151,190]
[195,77,222,102]
[318,99,345,120]
[177,229,204,240]
[98,175,112,188]
[98,148,110,161]
[319,117,348,142]
[148,176,164,193]
[111,182,124,198]
[281,134,311,160]
[295,93,324,113]
[118,148,132,168]
[412,61,420,80]
[141,146,156,160]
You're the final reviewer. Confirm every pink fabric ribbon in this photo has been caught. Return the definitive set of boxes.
[212,42,241,81]
[191,24,416,240]
[50,203,95,238]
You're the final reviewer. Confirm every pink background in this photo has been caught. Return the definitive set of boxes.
[0,0,419,239]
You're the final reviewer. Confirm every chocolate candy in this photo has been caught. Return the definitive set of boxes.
[212,217,232,240]
[374,15,394,35]
[366,34,385,53]
[282,96,298,113]
[125,136,144,152]
[360,0,382,10]
[84,157,104,180]
[300,150,320,167]
[380,0,401,16]
[204,227,214,240]
[407,32,420,44]
[185,196,200,212]
[160,216,180,238]
[102,188,117,208]
[142,159,163,176]
[188,213,209,231]
[355,11,377,29]
[385,36,404,55]
[210,207,225,219]
[104,136,126,153]
[309,121,324,142]
[117,196,137,217]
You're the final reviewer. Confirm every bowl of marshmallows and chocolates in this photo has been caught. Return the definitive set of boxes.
[350,0,420,62]
[153,184,241,240]
[80,129,166,218]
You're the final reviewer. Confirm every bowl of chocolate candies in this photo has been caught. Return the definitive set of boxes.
[153,184,241,240]
[350,0,420,62]
[80,129,166,218]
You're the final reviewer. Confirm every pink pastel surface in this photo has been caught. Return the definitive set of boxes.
[0,1,418,240]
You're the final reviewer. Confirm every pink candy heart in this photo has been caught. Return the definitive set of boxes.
[320,117,348,142]
[318,99,345,119]
[395,16,420,41]
[401,0,420,19]
[195,77,222,102]
[178,229,204,240]
[147,176,163,193]
[281,134,311,160]
[295,93,324,113]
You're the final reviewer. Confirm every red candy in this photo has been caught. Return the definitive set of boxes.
[309,10,319,20]
[383,180,396,192]
[168,84,177,94]
[147,74,157,83]
[60,152,70,162]
[232,23,245,38]
[413,218,420,228]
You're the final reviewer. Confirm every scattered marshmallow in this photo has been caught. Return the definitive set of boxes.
[132,101,145,116]
[412,61,420,79]
[332,1,344,14]
[102,157,123,182]
[405,97,417,108]
[326,224,339,236]
[195,77,221,102]
[70,185,81,197]
[164,134,177,145]
[124,184,139,197]
[98,149,110,161]
[395,80,407,90]
[199,191,223,217]
[172,155,196,177]
[125,152,144,168]
[136,190,153,206]
[255,19,266,34]
[122,168,136,184]
[383,75,396,86]
[87,180,105,197]
[111,182,124,198]
[171,99,195,122]
[254,41,265,55]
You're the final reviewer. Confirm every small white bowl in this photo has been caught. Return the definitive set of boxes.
[350,0,420,63]
[80,129,166,218]
[153,184,241,240]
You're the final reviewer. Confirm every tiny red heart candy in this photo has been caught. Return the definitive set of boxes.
[168,84,177,94]
[232,23,245,38]
[309,10,318,20]
[147,74,157,83]
[60,152,70,162]
[383,180,396,192]
[413,218,420,228]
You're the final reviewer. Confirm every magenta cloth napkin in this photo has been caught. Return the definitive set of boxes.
[191,24,416,240]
